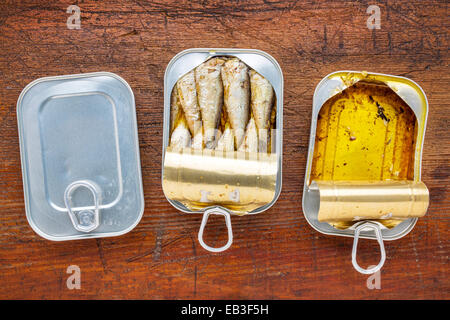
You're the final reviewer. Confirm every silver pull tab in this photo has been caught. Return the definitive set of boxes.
[352,221,386,274]
[198,207,233,253]
[64,180,101,233]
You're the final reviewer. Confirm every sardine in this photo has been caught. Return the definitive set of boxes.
[170,87,182,135]
[269,98,277,153]
[215,122,234,151]
[195,58,225,149]
[221,58,250,149]
[177,70,201,135]
[192,127,203,149]
[170,115,191,151]
[238,116,258,153]
[250,70,274,153]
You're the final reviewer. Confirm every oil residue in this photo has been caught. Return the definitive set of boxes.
[311,81,417,182]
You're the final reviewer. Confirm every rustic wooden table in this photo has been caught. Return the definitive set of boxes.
[0,0,448,300]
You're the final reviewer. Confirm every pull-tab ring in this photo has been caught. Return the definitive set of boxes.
[64,180,101,233]
[198,207,233,253]
[352,221,386,274]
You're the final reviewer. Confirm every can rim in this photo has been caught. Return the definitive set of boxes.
[161,48,283,216]
[17,72,145,241]
[302,70,428,241]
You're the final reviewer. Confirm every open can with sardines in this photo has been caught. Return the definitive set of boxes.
[162,49,283,252]
[302,71,429,274]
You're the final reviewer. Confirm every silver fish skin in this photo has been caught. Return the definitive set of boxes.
[177,70,201,135]
[170,88,182,135]
[250,70,274,153]
[238,117,258,153]
[215,123,234,151]
[170,116,191,151]
[221,58,250,149]
[195,58,225,149]
[191,128,203,149]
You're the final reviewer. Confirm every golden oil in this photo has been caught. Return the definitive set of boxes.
[311,81,417,182]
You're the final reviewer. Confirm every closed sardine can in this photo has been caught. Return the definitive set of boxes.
[17,72,144,240]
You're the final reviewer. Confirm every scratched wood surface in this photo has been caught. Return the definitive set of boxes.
[0,0,448,300]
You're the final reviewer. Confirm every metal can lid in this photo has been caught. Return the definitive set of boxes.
[17,72,144,240]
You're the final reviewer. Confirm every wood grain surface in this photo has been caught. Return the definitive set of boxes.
[0,0,448,300]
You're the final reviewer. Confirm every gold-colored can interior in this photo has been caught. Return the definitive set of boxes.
[310,76,429,229]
